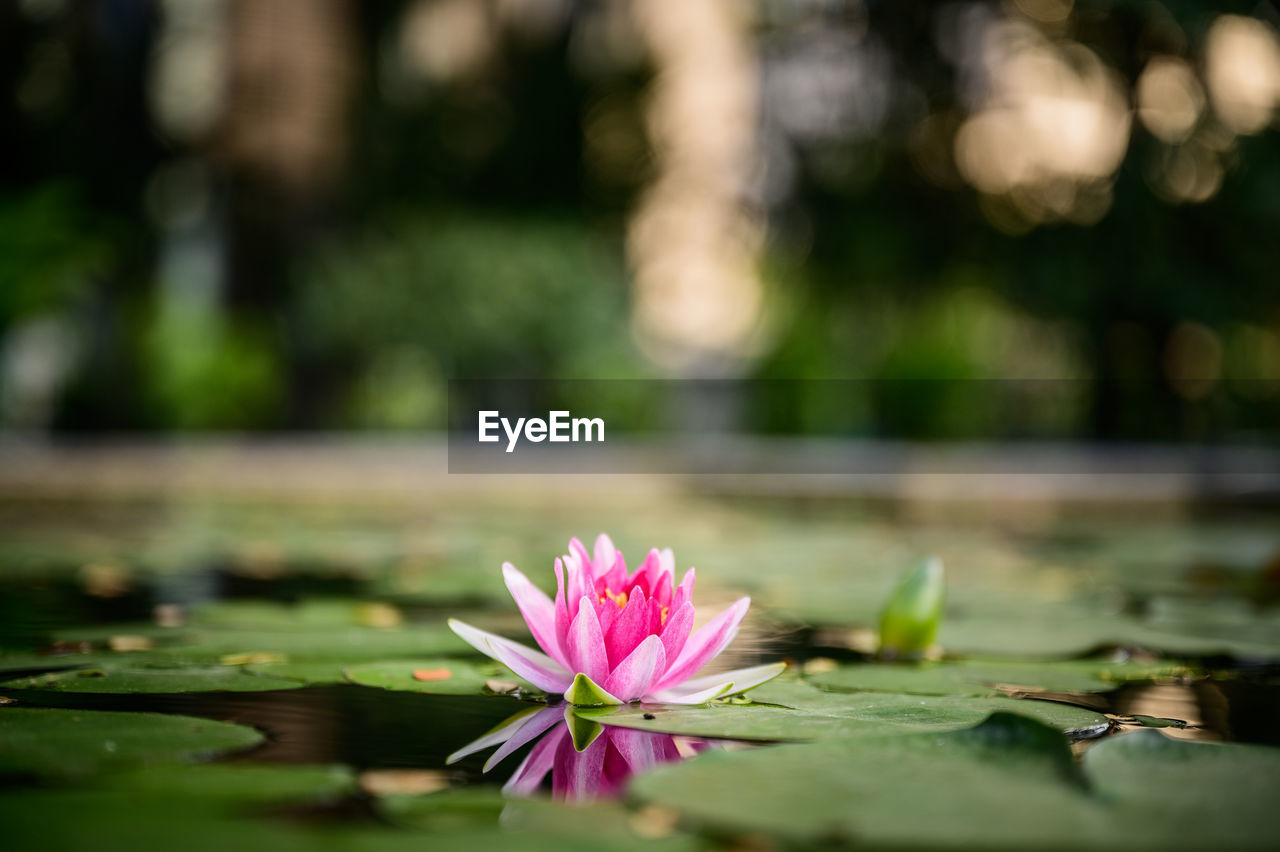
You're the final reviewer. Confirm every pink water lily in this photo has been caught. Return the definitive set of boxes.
[448,534,785,705]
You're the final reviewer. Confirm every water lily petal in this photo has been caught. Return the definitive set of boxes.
[680,661,786,696]
[608,724,676,773]
[563,548,588,621]
[672,567,696,610]
[600,538,627,590]
[502,562,565,667]
[503,724,566,796]
[658,601,695,666]
[482,705,565,772]
[592,533,614,571]
[553,557,569,645]
[568,537,593,585]
[445,705,544,765]
[597,594,619,637]
[604,634,666,702]
[448,618,573,693]
[603,586,648,669]
[605,549,627,592]
[632,549,661,599]
[565,595,609,684]
[652,548,676,605]
[645,680,735,705]
[650,597,750,693]
[555,723,607,800]
[646,662,786,704]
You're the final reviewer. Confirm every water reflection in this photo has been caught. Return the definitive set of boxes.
[449,704,721,802]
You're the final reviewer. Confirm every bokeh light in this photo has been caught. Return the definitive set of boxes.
[953,17,1130,228]
[1136,56,1205,144]
[1205,15,1280,136]
[626,0,768,373]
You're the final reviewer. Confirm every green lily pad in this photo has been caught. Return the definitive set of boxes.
[96,763,355,803]
[629,712,1099,845]
[373,786,507,829]
[379,788,702,851]
[1082,730,1280,847]
[0,789,308,852]
[0,650,113,676]
[0,767,696,852]
[932,594,1280,661]
[583,678,1110,741]
[0,664,305,693]
[159,624,466,665]
[0,707,262,781]
[0,764,353,852]
[809,658,1187,698]
[630,714,1280,847]
[342,658,526,696]
[187,599,376,630]
[242,661,352,684]
[42,599,470,667]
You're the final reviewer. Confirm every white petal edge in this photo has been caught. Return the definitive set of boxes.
[448,618,573,693]
[645,681,734,705]
[646,662,788,705]
[445,706,544,765]
[482,705,565,773]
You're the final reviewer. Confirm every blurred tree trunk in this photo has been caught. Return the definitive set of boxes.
[216,0,356,314]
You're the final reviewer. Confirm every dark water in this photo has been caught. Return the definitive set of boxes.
[2,684,537,787]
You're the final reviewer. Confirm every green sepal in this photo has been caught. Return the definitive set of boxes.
[563,672,623,707]
[564,706,604,752]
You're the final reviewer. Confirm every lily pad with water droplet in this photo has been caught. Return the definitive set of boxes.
[342,658,530,696]
[0,707,262,781]
[583,678,1110,741]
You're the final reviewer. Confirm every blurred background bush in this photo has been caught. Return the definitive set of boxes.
[1,0,1278,440]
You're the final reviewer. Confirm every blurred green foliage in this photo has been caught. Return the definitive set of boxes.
[292,213,637,428]
[0,184,109,326]
[0,1,1275,437]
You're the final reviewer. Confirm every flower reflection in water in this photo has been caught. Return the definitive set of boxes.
[448,704,720,802]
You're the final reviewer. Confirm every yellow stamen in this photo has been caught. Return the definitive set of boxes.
[599,588,628,609]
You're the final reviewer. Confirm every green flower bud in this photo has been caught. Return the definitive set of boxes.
[878,556,945,660]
